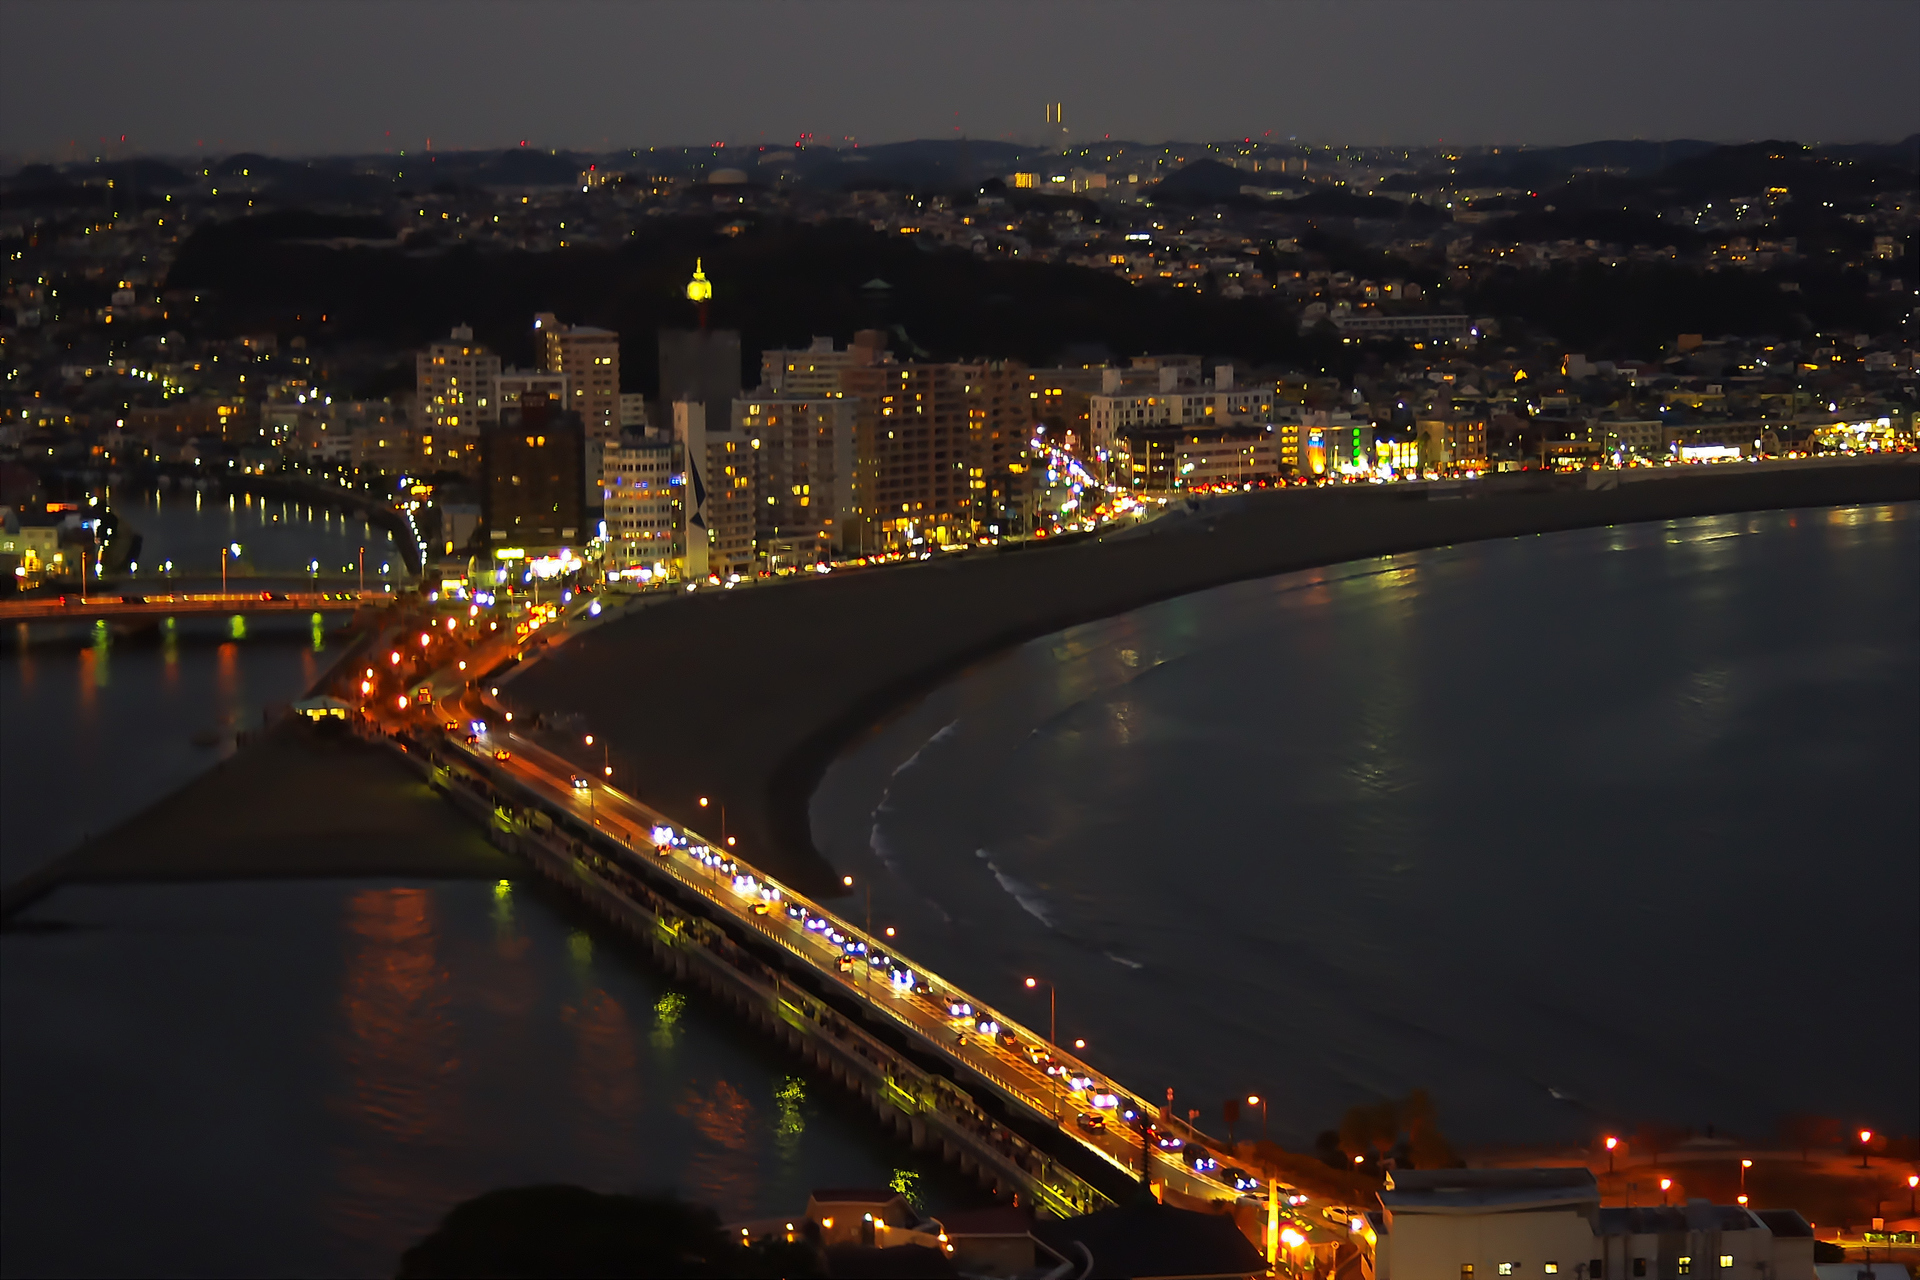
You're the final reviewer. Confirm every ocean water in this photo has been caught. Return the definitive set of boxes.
[811,505,1920,1150]
[2,879,962,1277]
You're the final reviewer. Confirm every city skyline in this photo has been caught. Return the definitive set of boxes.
[3,0,1917,160]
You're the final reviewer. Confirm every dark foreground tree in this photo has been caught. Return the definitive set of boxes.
[396,1184,823,1279]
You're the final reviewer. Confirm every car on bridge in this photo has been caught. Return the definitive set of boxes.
[1075,1112,1106,1135]
[1222,1167,1261,1192]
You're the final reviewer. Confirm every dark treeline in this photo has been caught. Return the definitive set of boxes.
[165,215,1340,390]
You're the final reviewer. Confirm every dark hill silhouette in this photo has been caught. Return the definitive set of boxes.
[195,210,394,242]
[165,213,1328,385]
[468,148,586,186]
[1278,189,1444,223]
[1642,139,1915,201]
[1151,158,1247,202]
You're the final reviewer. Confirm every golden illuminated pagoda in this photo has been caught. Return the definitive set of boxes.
[685,259,713,303]
[686,258,713,329]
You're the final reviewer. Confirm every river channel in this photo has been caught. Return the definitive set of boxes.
[1,487,967,1278]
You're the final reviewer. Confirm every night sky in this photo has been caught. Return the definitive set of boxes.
[2,0,1915,159]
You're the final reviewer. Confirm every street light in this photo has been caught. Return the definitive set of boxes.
[1858,1130,1873,1169]
[1659,1178,1672,1205]
[1606,1136,1619,1174]
[1025,977,1058,1118]
[1740,1159,1752,1197]
[1907,1174,1917,1217]
[1247,1094,1269,1144]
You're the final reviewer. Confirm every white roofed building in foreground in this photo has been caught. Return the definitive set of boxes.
[1372,1169,1815,1280]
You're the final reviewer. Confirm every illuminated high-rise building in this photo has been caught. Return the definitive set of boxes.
[482,393,585,549]
[534,313,620,510]
[415,324,500,474]
[733,395,856,560]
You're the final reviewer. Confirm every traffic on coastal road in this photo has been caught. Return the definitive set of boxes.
[337,582,1359,1233]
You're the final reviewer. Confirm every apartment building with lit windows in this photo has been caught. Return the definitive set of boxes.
[416,325,500,475]
[760,331,889,396]
[1415,415,1489,473]
[733,396,855,559]
[840,359,1028,551]
[535,314,620,511]
[1089,370,1277,451]
[1370,1169,1814,1280]
[481,394,584,548]
[601,436,677,573]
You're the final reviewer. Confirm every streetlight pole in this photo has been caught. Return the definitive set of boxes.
[1248,1094,1269,1145]
[1025,977,1057,1119]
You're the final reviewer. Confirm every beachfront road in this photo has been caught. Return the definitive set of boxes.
[419,698,1280,1209]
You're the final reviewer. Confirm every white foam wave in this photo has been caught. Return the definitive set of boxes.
[890,718,961,778]
[975,848,1057,929]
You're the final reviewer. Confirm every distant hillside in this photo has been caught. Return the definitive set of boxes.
[1150,159,1248,203]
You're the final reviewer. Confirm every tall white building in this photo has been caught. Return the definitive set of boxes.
[601,436,677,577]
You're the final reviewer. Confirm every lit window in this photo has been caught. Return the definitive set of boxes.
[1718,1259,1733,1270]
[1546,1267,1559,1275]
[1462,1268,1475,1280]
[1500,1267,1516,1276]
[1678,1260,1692,1276]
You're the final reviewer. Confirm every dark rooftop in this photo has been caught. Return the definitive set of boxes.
[1383,1168,1600,1213]
[823,1241,959,1278]
[1753,1210,1814,1239]
[1033,1201,1267,1280]
[809,1188,903,1204]
[938,1205,1035,1237]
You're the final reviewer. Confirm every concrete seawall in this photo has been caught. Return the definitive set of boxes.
[506,459,1920,898]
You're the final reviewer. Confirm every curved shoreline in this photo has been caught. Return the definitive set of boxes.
[507,458,1920,898]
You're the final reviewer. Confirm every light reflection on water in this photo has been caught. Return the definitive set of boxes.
[814,505,1920,1150]
[1,490,379,881]
[4,491,977,1276]
[2,877,969,1277]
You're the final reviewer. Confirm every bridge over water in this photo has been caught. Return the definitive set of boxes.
[0,590,393,626]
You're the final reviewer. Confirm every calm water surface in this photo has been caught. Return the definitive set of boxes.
[1,878,955,1277]
[2,487,401,881]
[812,504,1920,1149]
[2,492,956,1278]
